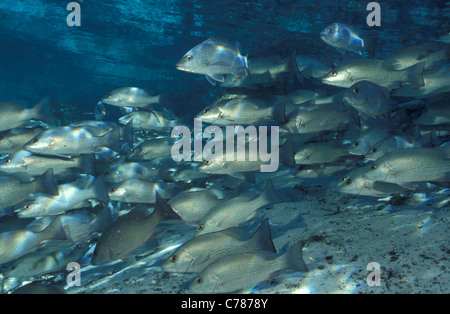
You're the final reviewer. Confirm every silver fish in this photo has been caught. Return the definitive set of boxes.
[24,125,122,157]
[336,165,408,197]
[321,59,425,89]
[196,96,286,125]
[0,169,58,209]
[168,187,226,224]
[101,87,161,109]
[127,137,174,161]
[163,218,275,273]
[382,43,449,70]
[176,37,249,85]
[392,67,450,98]
[189,241,307,293]
[194,180,282,236]
[295,163,350,179]
[103,161,159,183]
[119,109,179,131]
[281,106,359,134]
[362,147,450,189]
[320,23,374,55]
[107,179,175,203]
[295,141,356,165]
[17,175,110,218]
[0,128,44,154]
[342,81,391,118]
[0,150,95,177]
[218,53,297,87]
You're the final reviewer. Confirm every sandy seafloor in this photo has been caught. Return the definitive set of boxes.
[2,169,449,294]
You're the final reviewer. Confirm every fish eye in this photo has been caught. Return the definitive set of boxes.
[353,88,359,94]
[219,95,224,99]
[399,82,404,87]
[370,165,377,171]
[198,224,204,231]
[330,71,337,77]
[9,266,16,271]
[110,187,116,193]
[24,205,31,210]
[106,93,112,98]
[372,148,377,153]
[204,160,211,165]
[353,142,359,147]
[196,277,203,284]
[327,27,333,33]
[4,159,11,163]
[340,177,346,182]
[184,55,193,62]
[32,138,39,144]
[203,109,209,114]
[170,255,177,263]
[346,179,352,185]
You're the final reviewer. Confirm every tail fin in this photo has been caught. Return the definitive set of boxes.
[258,179,283,206]
[155,191,182,221]
[89,174,110,203]
[102,127,122,153]
[272,101,287,124]
[285,50,299,74]
[76,154,96,175]
[280,241,308,272]
[250,218,276,253]
[35,168,59,196]
[404,61,425,86]
[32,96,55,124]
[279,138,296,168]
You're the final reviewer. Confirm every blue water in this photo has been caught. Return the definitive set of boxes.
[0,0,449,295]
[0,1,448,118]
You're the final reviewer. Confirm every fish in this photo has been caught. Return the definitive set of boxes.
[168,187,226,224]
[0,150,96,177]
[163,218,276,273]
[342,81,392,118]
[16,175,110,218]
[295,163,350,179]
[194,179,282,236]
[118,109,179,131]
[189,241,307,293]
[196,96,286,125]
[218,53,297,87]
[281,105,360,134]
[103,161,159,183]
[321,59,425,89]
[91,192,181,265]
[3,244,90,279]
[107,179,175,203]
[23,125,122,158]
[0,214,68,264]
[0,127,44,154]
[127,137,174,161]
[166,162,211,183]
[176,37,249,85]
[101,87,162,109]
[296,55,331,79]
[197,137,296,177]
[364,135,416,161]
[382,43,449,70]
[391,67,450,98]
[346,125,392,156]
[0,96,54,132]
[294,141,357,165]
[320,23,374,56]
[336,165,408,197]
[362,147,450,189]
[0,168,58,209]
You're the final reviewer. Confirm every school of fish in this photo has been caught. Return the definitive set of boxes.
[0,25,449,294]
